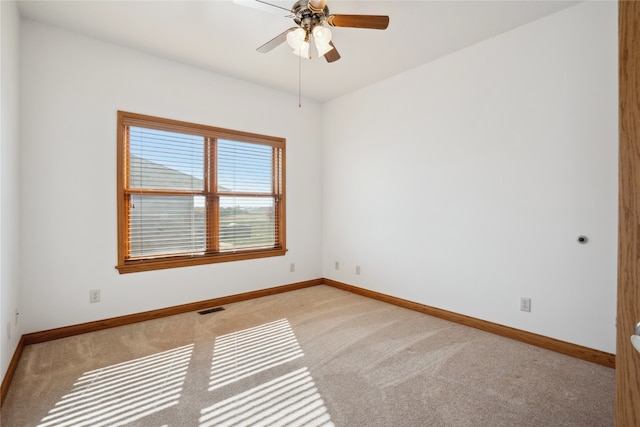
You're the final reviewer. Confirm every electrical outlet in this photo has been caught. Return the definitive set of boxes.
[7,321,11,340]
[290,263,295,272]
[90,289,101,303]
[356,265,361,275]
[335,261,340,270]
[520,297,531,312]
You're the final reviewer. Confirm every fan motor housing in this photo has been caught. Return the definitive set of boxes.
[292,0,328,30]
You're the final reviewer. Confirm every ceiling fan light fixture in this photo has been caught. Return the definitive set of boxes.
[315,42,334,57]
[286,27,307,49]
[292,40,310,58]
[312,25,333,57]
[312,25,332,45]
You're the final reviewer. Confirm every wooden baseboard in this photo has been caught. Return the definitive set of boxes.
[0,336,25,407]
[323,279,616,368]
[23,279,322,345]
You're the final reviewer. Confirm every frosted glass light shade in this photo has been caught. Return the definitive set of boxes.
[316,42,334,57]
[293,41,310,58]
[312,26,333,57]
[287,28,307,49]
[312,26,332,45]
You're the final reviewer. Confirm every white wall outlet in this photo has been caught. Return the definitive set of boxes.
[356,265,361,275]
[7,321,11,340]
[335,261,340,270]
[520,297,531,312]
[290,263,295,272]
[90,289,101,303]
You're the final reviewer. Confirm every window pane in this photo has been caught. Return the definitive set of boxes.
[218,140,272,193]
[129,195,205,257]
[219,197,275,251]
[129,127,204,191]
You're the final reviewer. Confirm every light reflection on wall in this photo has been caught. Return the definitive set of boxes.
[209,319,304,390]
[36,344,193,427]
[200,367,334,427]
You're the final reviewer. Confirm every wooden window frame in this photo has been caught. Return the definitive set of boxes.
[116,111,286,273]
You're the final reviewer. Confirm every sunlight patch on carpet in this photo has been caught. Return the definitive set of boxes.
[36,344,193,427]
[200,367,334,427]
[209,318,304,390]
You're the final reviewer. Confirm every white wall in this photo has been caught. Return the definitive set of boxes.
[1,0,22,383]
[322,1,618,353]
[19,20,323,334]
[13,0,619,356]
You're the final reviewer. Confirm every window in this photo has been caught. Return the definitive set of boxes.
[116,111,286,273]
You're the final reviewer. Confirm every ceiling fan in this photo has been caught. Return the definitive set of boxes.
[240,0,389,63]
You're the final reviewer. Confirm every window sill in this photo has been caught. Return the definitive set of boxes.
[116,248,287,274]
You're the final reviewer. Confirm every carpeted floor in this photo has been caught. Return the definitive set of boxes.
[1,285,615,426]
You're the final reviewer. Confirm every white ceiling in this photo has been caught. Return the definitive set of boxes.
[17,0,582,103]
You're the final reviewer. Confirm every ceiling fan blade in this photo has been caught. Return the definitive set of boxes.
[327,14,389,30]
[233,0,292,14]
[257,27,297,53]
[324,41,341,63]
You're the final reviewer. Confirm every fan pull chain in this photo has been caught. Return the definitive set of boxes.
[298,52,302,108]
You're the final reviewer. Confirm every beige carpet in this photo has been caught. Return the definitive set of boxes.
[1,285,614,426]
